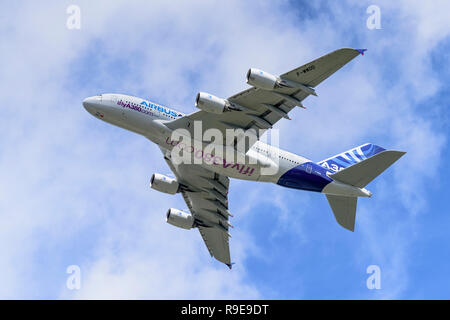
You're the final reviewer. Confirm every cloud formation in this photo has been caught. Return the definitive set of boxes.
[0,0,448,298]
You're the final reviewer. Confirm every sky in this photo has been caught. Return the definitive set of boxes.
[0,0,449,299]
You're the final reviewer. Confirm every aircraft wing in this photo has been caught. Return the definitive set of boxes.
[161,148,233,267]
[165,48,363,150]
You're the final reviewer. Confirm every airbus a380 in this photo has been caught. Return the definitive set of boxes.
[83,48,405,268]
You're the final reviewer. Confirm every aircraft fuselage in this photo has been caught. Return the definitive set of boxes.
[83,93,370,197]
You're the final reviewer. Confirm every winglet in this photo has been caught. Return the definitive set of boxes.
[356,49,367,56]
[226,262,235,270]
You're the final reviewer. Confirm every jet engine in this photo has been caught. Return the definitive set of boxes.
[246,68,317,96]
[166,208,194,230]
[195,92,228,114]
[150,173,179,195]
[246,68,279,90]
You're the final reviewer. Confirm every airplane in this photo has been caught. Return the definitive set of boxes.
[82,48,405,269]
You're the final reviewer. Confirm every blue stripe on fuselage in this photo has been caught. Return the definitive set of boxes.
[277,162,332,192]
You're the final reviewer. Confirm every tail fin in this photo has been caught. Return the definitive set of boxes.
[317,143,386,172]
[326,195,357,231]
[329,150,406,188]
[324,148,405,231]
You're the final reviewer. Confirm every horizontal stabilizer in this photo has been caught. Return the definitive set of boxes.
[326,195,357,231]
[329,150,406,188]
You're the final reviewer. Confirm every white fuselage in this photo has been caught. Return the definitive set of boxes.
[83,93,308,183]
[83,93,371,198]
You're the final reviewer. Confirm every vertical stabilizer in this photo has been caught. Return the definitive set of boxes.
[318,143,386,172]
[323,148,405,231]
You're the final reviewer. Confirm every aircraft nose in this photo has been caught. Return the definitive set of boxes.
[82,95,102,113]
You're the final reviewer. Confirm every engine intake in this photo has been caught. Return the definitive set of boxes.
[246,68,317,96]
[166,208,194,230]
[246,68,279,90]
[150,173,179,195]
[195,92,228,114]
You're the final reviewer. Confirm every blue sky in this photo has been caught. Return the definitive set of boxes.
[0,0,449,299]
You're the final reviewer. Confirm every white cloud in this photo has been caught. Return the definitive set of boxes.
[0,0,447,298]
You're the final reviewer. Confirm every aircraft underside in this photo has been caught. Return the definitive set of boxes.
[82,48,405,267]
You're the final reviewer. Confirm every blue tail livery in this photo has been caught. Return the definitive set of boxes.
[317,143,386,172]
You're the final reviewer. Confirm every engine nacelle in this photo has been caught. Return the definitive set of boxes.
[150,173,179,195]
[195,92,227,114]
[166,208,194,230]
[246,68,279,90]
